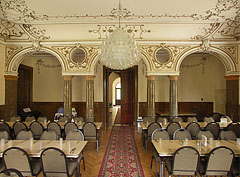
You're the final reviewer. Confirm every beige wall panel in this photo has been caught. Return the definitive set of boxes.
[94,64,103,102]
[155,76,169,102]
[72,76,86,101]
[0,44,5,105]
[138,61,147,102]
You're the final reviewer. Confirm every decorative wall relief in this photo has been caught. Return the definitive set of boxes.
[35,59,61,74]
[181,57,207,74]
[52,45,99,71]
[219,45,238,64]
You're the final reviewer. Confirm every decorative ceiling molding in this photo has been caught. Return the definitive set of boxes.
[89,24,151,39]
[1,0,238,23]
[0,18,50,41]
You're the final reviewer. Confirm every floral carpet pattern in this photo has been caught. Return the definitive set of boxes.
[98,126,145,177]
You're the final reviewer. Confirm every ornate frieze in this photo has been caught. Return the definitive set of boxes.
[219,45,238,64]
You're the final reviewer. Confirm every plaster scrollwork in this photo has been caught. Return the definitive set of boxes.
[199,39,210,52]
[140,44,191,70]
[219,45,238,64]
[52,45,99,71]
[5,46,24,68]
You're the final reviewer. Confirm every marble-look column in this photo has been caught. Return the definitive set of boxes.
[147,75,155,122]
[5,75,18,120]
[63,75,72,119]
[169,75,178,121]
[86,75,94,122]
[225,75,239,122]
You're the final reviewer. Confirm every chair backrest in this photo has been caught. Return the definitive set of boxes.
[0,168,24,177]
[41,147,69,177]
[3,147,33,176]
[187,117,198,122]
[66,129,84,141]
[12,122,27,137]
[37,116,47,122]
[10,116,21,122]
[172,146,199,176]
[147,122,161,137]
[157,117,168,124]
[64,122,78,136]
[40,130,58,140]
[211,112,222,122]
[0,130,10,140]
[173,128,192,140]
[166,122,181,139]
[58,117,69,122]
[151,129,169,140]
[205,122,220,138]
[142,117,154,124]
[226,123,240,138]
[172,117,183,123]
[219,130,237,140]
[205,146,234,176]
[74,117,84,123]
[220,115,232,123]
[16,130,33,140]
[196,129,214,140]
[0,121,11,135]
[204,117,215,123]
[186,122,200,139]
[25,116,35,122]
[82,122,97,138]
[47,121,61,138]
[30,121,44,138]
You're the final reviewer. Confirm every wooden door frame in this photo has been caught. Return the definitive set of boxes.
[17,64,33,113]
[103,66,138,127]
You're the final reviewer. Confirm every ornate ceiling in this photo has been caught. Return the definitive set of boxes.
[0,0,239,42]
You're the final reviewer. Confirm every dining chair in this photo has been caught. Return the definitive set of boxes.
[198,146,234,176]
[185,122,200,139]
[9,116,21,122]
[219,130,237,140]
[3,147,42,177]
[165,146,200,176]
[196,129,214,140]
[150,129,169,177]
[226,122,240,138]
[172,117,183,123]
[203,117,215,123]
[156,117,168,124]
[40,147,78,177]
[64,122,78,137]
[187,117,198,122]
[58,117,69,122]
[12,122,27,138]
[166,122,181,139]
[0,130,10,140]
[37,116,48,122]
[30,121,44,139]
[40,130,58,140]
[16,130,34,140]
[0,122,11,138]
[205,122,220,139]
[173,128,192,140]
[74,117,84,123]
[0,168,24,177]
[25,116,35,122]
[145,122,161,150]
[82,122,99,152]
[66,129,85,172]
[47,121,61,139]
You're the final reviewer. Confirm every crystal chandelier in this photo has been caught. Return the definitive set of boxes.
[99,1,140,70]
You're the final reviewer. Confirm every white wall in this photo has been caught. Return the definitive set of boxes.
[0,44,5,105]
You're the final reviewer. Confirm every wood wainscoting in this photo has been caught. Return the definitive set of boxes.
[0,105,5,119]
[31,102,104,122]
[139,102,213,121]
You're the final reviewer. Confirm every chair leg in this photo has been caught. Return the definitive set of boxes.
[82,157,85,171]
[96,140,98,152]
[156,160,158,177]
[150,156,153,169]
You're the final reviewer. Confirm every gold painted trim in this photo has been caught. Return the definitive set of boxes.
[169,75,179,80]
[63,75,72,80]
[86,75,95,80]
[224,75,239,80]
[147,75,155,80]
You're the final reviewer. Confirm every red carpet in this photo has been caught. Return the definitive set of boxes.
[98,126,145,177]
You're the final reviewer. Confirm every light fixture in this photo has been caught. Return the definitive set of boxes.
[99,1,140,70]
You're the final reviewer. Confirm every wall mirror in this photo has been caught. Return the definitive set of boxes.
[71,48,86,63]
[155,48,170,63]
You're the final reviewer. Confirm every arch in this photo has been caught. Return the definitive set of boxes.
[176,46,236,74]
[6,46,67,76]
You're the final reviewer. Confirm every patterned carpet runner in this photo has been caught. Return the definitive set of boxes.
[98,126,145,177]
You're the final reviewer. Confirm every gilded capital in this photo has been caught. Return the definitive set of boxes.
[224,75,239,80]
[4,75,18,81]
[86,75,95,80]
[147,75,155,80]
[169,75,179,80]
[63,75,72,80]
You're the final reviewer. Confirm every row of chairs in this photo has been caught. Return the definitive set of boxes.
[2,146,80,177]
[150,129,240,177]
[144,122,239,149]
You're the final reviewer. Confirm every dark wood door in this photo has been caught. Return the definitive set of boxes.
[17,65,33,114]
[121,70,135,124]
